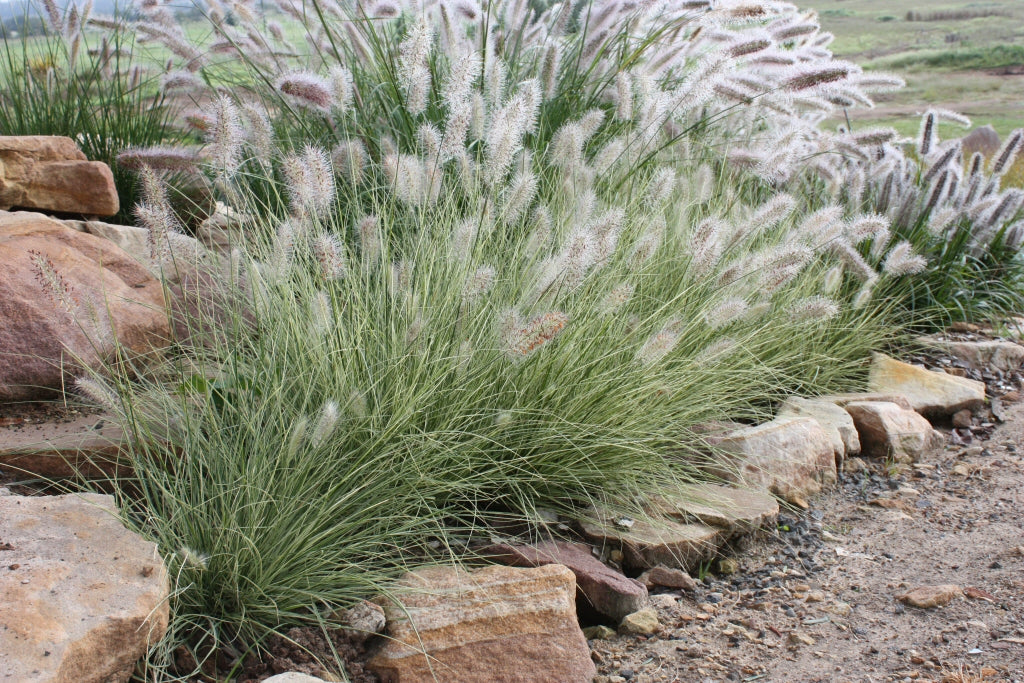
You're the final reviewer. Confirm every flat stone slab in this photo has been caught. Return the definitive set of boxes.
[0,136,118,216]
[0,493,169,683]
[868,353,986,418]
[368,564,595,682]
[0,412,128,478]
[579,509,723,571]
[651,482,779,536]
[484,540,647,621]
[919,336,1024,373]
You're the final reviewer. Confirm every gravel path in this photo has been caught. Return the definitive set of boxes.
[591,406,1024,683]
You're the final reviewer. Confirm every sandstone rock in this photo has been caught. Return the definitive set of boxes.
[920,337,1024,373]
[0,493,169,683]
[484,541,647,621]
[637,566,696,592]
[897,585,962,609]
[0,136,118,216]
[619,608,659,635]
[367,564,595,683]
[579,511,723,571]
[845,401,945,463]
[0,411,128,479]
[778,396,861,466]
[715,417,837,505]
[651,482,779,537]
[0,211,169,400]
[818,392,914,410]
[868,353,986,418]
[582,625,616,640]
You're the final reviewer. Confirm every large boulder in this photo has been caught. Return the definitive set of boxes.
[367,564,595,683]
[0,136,118,216]
[868,353,986,418]
[0,211,169,400]
[844,401,945,463]
[778,397,861,468]
[715,417,837,506]
[484,540,647,621]
[960,125,1001,159]
[0,493,169,683]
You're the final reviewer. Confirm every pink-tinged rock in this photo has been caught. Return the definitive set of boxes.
[0,211,169,400]
[0,493,169,683]
[579,509,723,571]
[844,401,945,463]
[716,417,837,506]
[868,352,986,418]
[0,411,128,479]
[367,564,595,683]
[485,541,647,621]
[651,482,779,537]
[0,136,118,216]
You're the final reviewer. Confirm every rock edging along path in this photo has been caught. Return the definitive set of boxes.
[0,493,170,683]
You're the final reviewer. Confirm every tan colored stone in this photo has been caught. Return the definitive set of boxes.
[961,125,1001,158]
[619,607,659,635]
[0,136,118,216]
[818,392,914,410]
[484,541,647,621]
[637,566,696,592]
[920,337,1024,373]
[845,401,945,463]
[652,482,778,536]
[716,417,837,505]
[0,211,169,400]
[897,585,962,609]
[0,493,169,683]
[778,396,861,465]
[0,411,128,479]
[579,510,723,571]
[868,353,986,418]
[367,564,595,683]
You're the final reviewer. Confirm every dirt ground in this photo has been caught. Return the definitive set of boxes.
[590,407,1024,683]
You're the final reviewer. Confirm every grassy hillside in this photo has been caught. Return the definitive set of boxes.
[815,0,1024,137]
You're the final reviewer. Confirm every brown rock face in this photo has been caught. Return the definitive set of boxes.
[868,353,986,418]
[844,401,945,463]
[0,211,169,400]
[921,337,1024,373]
[0,136,119,216]
[367,564,595,683]
[484,541,647,621]
[0,493,170,683]
[716,417,837,505]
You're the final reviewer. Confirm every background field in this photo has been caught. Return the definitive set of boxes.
[815,0,1024,138]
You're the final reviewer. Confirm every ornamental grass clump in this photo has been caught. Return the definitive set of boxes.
[52,0,943,676]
